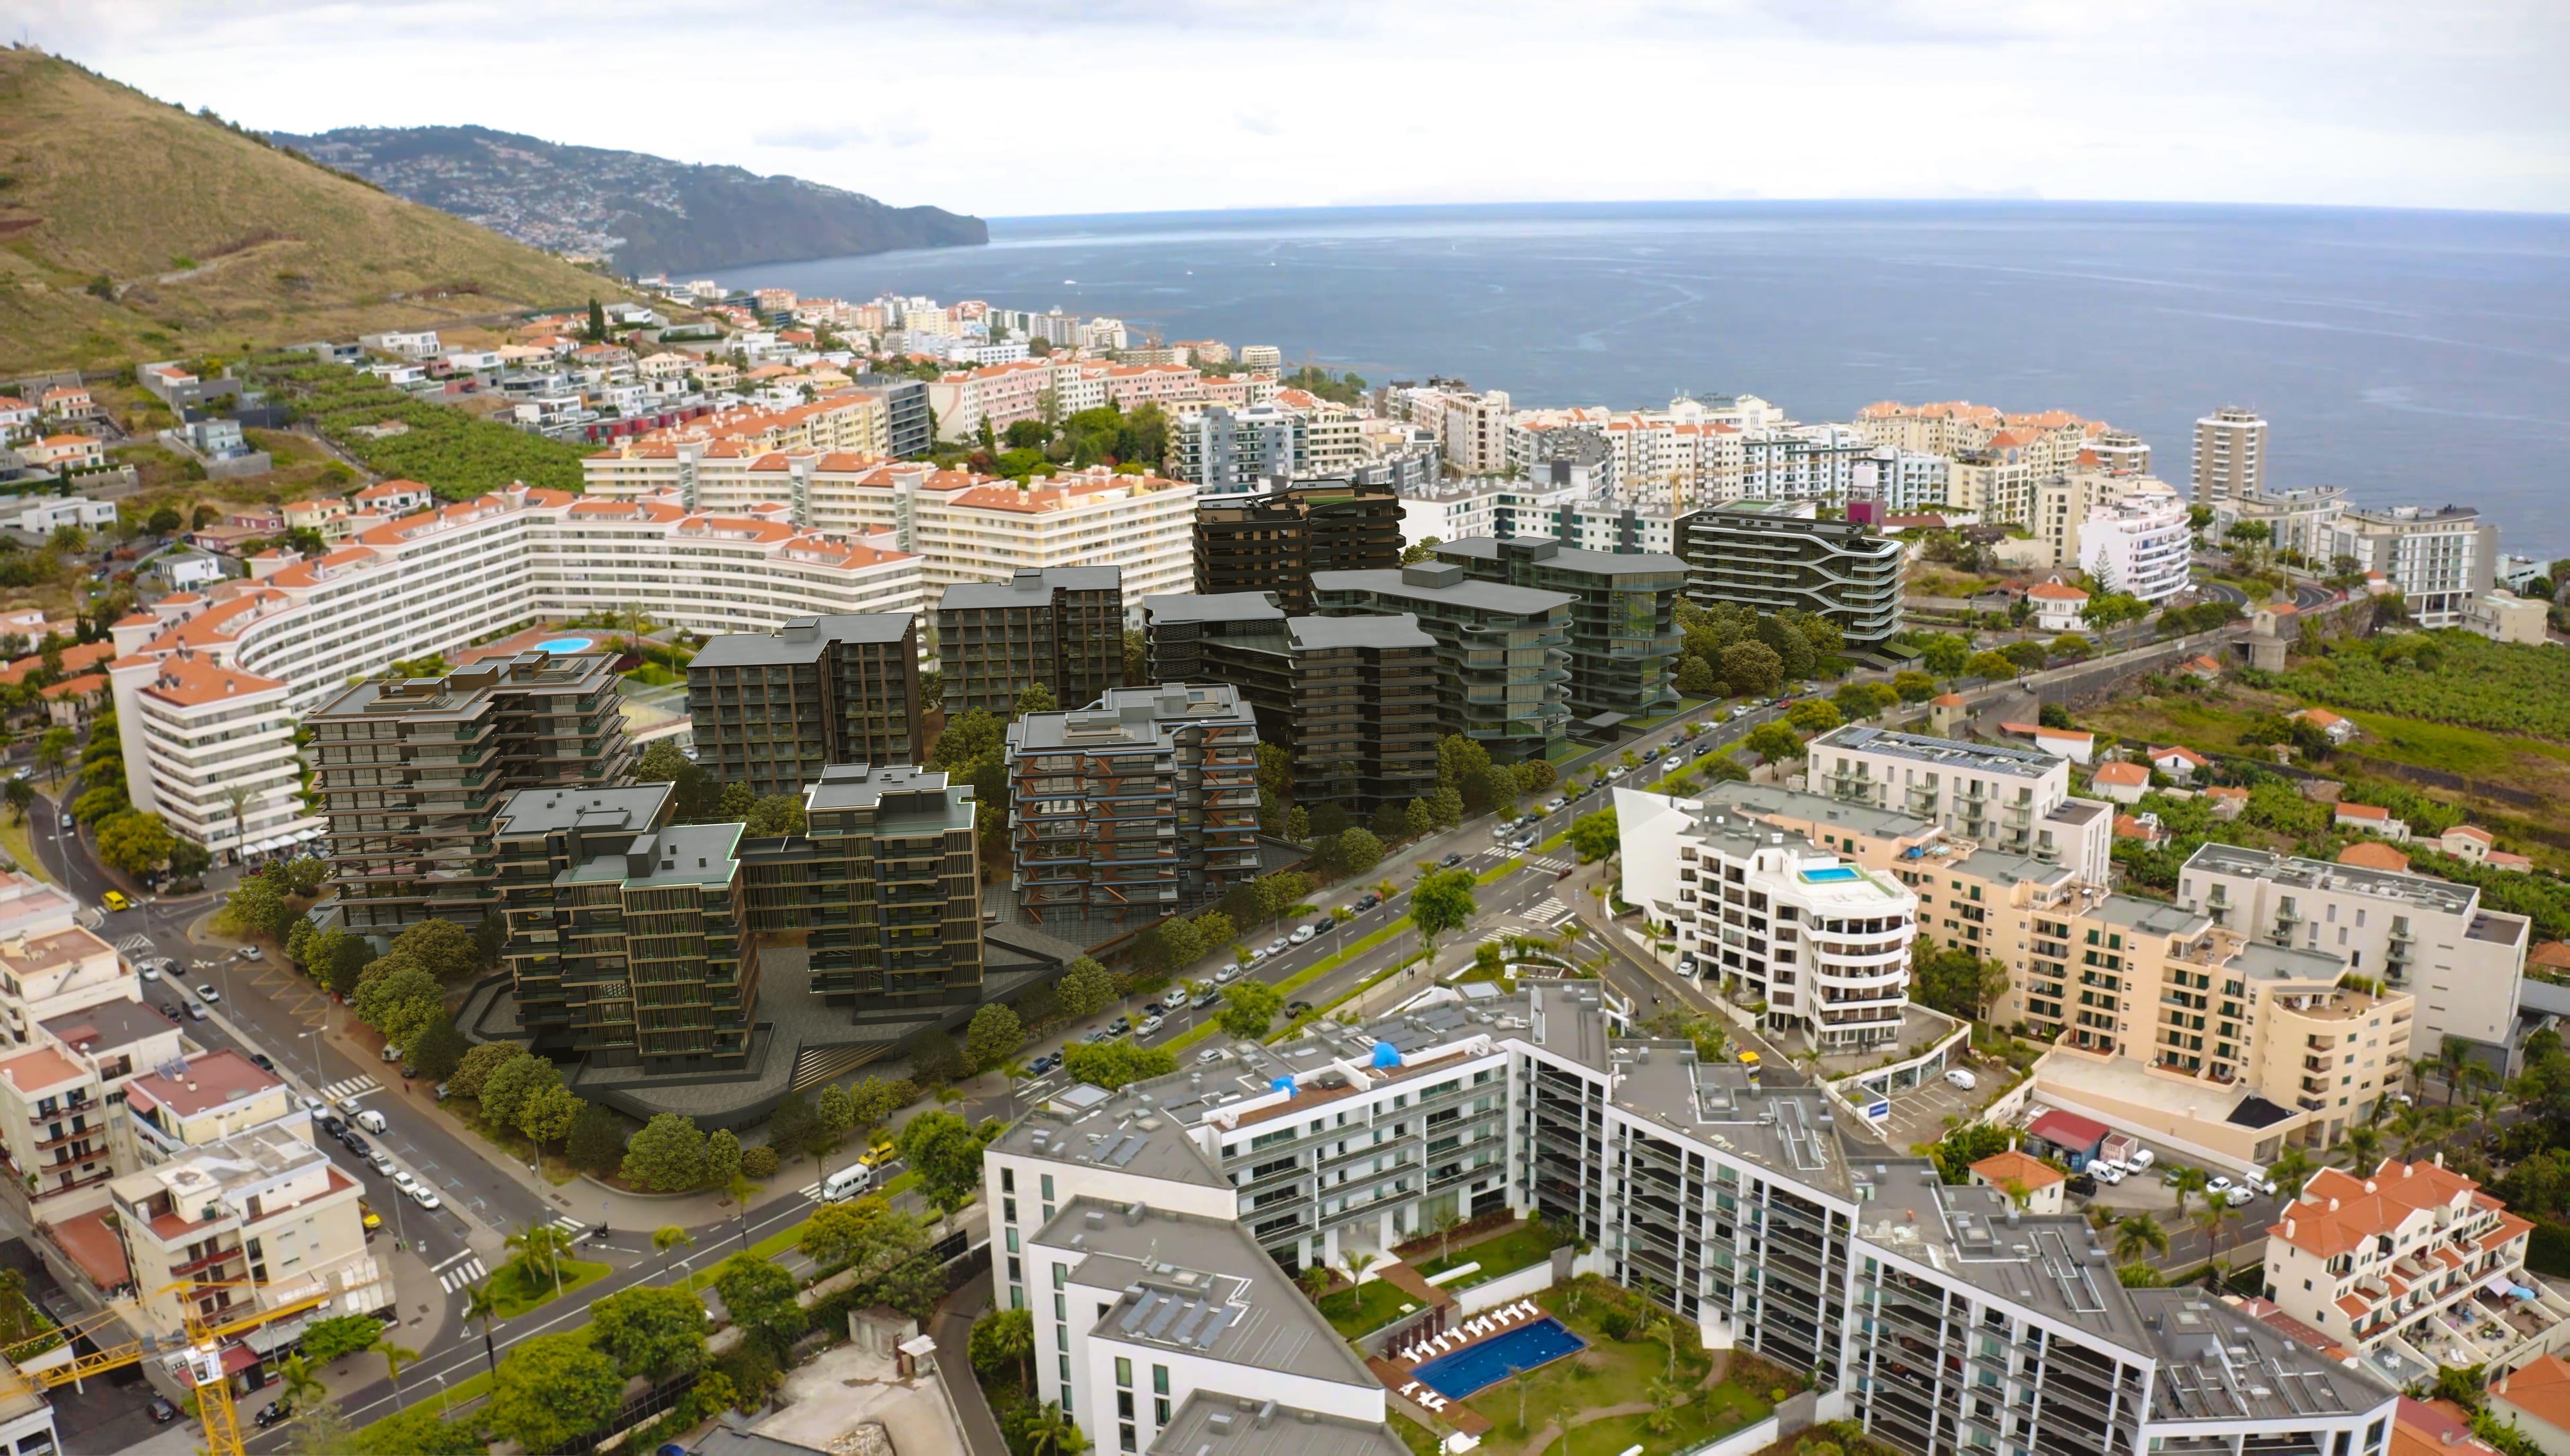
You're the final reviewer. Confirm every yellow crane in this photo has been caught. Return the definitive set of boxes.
[2,1279,335,1456]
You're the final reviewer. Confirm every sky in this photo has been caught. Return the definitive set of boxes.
[11,0,2569,218]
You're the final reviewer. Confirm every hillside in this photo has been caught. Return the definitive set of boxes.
[269,125,988,276]
[0,49,640,374]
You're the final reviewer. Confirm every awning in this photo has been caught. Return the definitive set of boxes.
[2484,1275,2516,1299]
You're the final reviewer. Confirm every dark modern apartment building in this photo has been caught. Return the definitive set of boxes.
[1004,685,1260,923]
[936,567,1123,718]
[492,762,983,1077]
[855,375,934,458]
[1192,479,1405,613]
[1142,593,1439,813]
[1677,500,1904,648]
[310,651,633,932]
[1430,536,1686,721]
[686,613,922,797]
[1311,561,1574,763]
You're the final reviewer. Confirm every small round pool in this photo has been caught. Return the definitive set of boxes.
[536,636,595,654]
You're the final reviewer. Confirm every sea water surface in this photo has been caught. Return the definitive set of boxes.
[720,201,2570,556]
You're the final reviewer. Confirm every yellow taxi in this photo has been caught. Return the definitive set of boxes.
[858,1134,899,1169]
[100,890,131,912]
[358,1201,383,1233]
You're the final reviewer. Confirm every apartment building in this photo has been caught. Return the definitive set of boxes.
[1807,725,2113,883]
[1429,536,1686,722]
[983,980,2400,1456]
[1393,481,1499,547]
[1677,501,1904,648]
[686,614,923,798]
[1737,423,1874,505]
[1142,594,1440,814]
[307,651,634,932]
[1169,403,1307,495]
[120,1048,300,1163]
[2177,843,2529,1065]
[1274,388,1363,473]
[1433,389,1512,475]
[1191,480,1403,614]
[2464,589,2550,645]
[2264,1159,2559,1378]
[106,654,311,860]
[2076,479,2194,603]
[0,1044,116,1218]
[108,1122,386,1347]
[938,567,1124,719]
[2213,485,2349,561]
[1618,789,1920,1050]
[1004,685,1260,924]
[1311,561,1574,764]
[1850,447,1951,514]
[853,374,932,458]
[0,872,141,1039]
[2193,406,2268,505]
[491,783,754,1072]
[2326,505,2498,628]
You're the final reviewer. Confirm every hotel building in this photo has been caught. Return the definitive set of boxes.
[1677,501,1904,649]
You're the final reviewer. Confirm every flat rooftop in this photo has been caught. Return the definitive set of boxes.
[1148,1392,1407,1456]
[1702,780,1938,841]
[1814,724,2066,780]
[493,784,672,838]
[940,566,1121,608]
[2129,1289,2397,1423]
[2184,843,2482,917]
[1311,566,1573,617]
[1286,613,1432,651]
[1433,535,1689,577]
[800,763,969,825]
[41,998,179,1056]
[1142,592,1284,626]
[126,1049,280,1119]
[688,612,910,667]
[2090,894,2212,938]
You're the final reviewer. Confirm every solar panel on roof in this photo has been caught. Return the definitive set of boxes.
[1143,1297,1186,1339]
[1192,1306,1234,1349]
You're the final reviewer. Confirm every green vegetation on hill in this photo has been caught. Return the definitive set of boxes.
[0,50,636,373]
[250,360,589,498]
[2264,632,2570,740]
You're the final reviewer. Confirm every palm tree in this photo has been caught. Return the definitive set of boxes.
[2195,1202,2238,1285]
[222,783,256,864]
[1297,1265,1332,1305]
[277,1354,326,1415]
[1346,1249,1377,1292]
[1646,1375,1687,1437]
[2168,1166,2210,1223]
[461,1279,504,1379]
[2437,1037,2473,1105]
[653,1224,694,1284]
[1649,1313,1684,1379]
[2267,1145,2316,1202]
[1025,1401,1086,1456]
[2389,1101,2427,1158]
[2113,1213,2170,1266]
[376,1338,418,1398]
[2336,1124,2387,1174]
[506,1219,573,1302]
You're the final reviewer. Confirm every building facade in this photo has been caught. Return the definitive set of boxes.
[1311,562,1574,764]
[1191,480,1403,614]
[2192,406,2268,505]
[938,568,1124,719]
[1430,537,1687,722]
[2326,505,2498,628]
[1169,403,1307,496]
[1678,501,1904,648]
[686,614,923,798]
[1807,725,2113,883]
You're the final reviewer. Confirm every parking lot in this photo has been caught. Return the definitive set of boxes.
[1875,1070,1990,1151]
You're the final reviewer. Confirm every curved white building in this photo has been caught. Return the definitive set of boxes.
[2077,480,2193,603]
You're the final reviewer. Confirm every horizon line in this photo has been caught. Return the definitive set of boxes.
[978,196,2570,226]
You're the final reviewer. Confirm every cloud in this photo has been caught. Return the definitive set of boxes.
[752,125,868,151]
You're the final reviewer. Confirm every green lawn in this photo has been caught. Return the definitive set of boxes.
[1411,1222,1564,1287]
[0,816,44,883]
[1318,1276,1424,1340]
[1475,859,1522,885]
[1537,830,1570,853]
[483,1256,612,1318]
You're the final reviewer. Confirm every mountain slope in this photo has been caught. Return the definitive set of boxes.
[270,125,988,276]
[0,49,639,374]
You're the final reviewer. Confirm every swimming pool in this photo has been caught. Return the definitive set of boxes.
[1411,1318,1586,1399]
[536,636,595,654]
[1799,865,1860,883]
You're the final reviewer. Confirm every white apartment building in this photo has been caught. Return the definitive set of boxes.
[1806,725,2113,883]
[1617,788,1918,1051]
[1393,481,1499,546]
[2077,479,2194,603]
[108,654,311,857]
[2177,843,2530,1064]
[1738,423,1874,505]
[1433,389,1512,475]
[2192,406,2267,505]
[2326,505,2497,628]
[984,980,2401,1456]
[1850,447,1950,514]
[1273,390,1363,474]
[2215,486,2351,561]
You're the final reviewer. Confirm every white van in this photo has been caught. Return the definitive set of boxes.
[1944,1069,1977,1091]
[820,1164,874,1202]
[354,1109,389,1135]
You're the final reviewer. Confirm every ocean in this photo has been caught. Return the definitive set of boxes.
[717,201,2570,558]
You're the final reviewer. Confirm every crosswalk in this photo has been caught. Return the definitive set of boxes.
[114,933,155,961]
[795,1181,823,1203]
[436,1256,488,1293]
[1525,856,1574,874]
[549,1213,586,1233]
[321,1075,381,1102]
[1527,897,1574,927]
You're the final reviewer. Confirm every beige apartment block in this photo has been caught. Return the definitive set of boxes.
[109,1123,385,1342]
[2193,405,2267,505]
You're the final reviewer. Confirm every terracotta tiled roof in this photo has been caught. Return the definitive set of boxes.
[2268,1159,2484,1258]
[2492,1354,2570,1436]
[2337,842,2411,873]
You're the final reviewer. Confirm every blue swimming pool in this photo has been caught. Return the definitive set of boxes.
[1411,1318,1586,1399]
[536,636,595,654]
[1799,865,1860,883]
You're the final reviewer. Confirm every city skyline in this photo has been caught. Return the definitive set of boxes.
[14,0,2568,216]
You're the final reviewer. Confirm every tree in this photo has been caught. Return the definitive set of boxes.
[322,932,372,998]
[800,1194,929,1281]
[587,1283,708,1382]
[847,1075,909,1132]
[1,780,28,826]
[1785,700,1842,734]
[406,1017,468,1080]
[1719,640,1784,698]
[505,1220,574,1296]
[767,1090,816,1168]
[1332,826,1384,878]
[1057,958,1117,1019]
[1014,681,1057,717]
[815,1082,858,1152]
[1891,669,1937,703]
[2168,1166,2211,1222]
[485,1333,623,1453]
[1024,1401,1088,1456]
[1965,649,2018,680]
[971,1307,1036,1388]
[636,739,692,782]
[712,1253,806,1348]
[934,708,1005,770]
[1928,1124,2016,1184]
[1410,869,1478,951]
[517,1082,581,1151]
[354,1404,482,1456]
[1218,980,1284,1040]
[2003,639,2050,672]
[745,793,807,836]
[2113,1213,2170,1266]
[910,1028,967,1086]
[1062,1041,1177,1090]
[93,811,173,875]
[450,1042,524,1100]
[390,918,479,981]
[622,1113,709,1191]
[964,1002,1025,1073]
[33,728,72,786]
[1917,634,1971,676]
[585,297,609,342]
[459,1278,506,1381]
[352,964,445,1049]
[565,1101,626,1175]
[1913,946,2010,1021]
[1674,654,1721,697]
[303,1313,385,1365]
[1744,722,1802,764]
[1569,809,1620,864]
[1832,682,1892,721]
[897,1109,988,1216]
[478,1047,561,1129]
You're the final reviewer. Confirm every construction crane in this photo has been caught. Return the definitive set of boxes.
[1,1279,334,1456]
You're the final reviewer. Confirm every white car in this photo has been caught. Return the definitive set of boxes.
[1289,925,1316,945]
[1214,965,1240,984]
[1265,938,1288,956]
[1544,797,1568,813]
[2126,1148,2156,1170]
[1136,1014,1164,1037]
[193,984,220,1003]
[1196,1047,1228,1065]
[138,964,160,982]
[1244,948,1268,965]
[408,1184,441,1210]
[2221,1186,2256,1206]
[2205,1175,2233,1192]
[2090,1162,2125,1186]
[391,1171,418,1194]
[337,1097,365,1117]
[1943,1069,1976,1091]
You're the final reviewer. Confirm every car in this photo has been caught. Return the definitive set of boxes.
[1215,964,1241,984]
[249,1053,275,1072]
[1196,1046,1228,1065]
[1944,1068,1977,1090]
[235,945,262,961]
[1439,853,1464,869]
[1289,925,1316,945]
[1266,938,1289,955]
[138,963,160,982]
[1029,1053,1062,1076]
[100,890,130,912]
[1545,796,1568,813]
[1081,1028,1112,1045]
[1284,1001,1313,1018]
[2221,1186,2255,1207]
[341,1133,372,1159]
[338,1096,365,1116]
[2065,1172,2099,1198]
[2126,1148,2156,1170]
[55,812,71,834]
[318,1113,346,1137]
[408,1184,441,1210]
[1510,834,1535,851]
[368,1151,397,1177]
[1107,1016,1132,1036]
[1244,948,1268,965]
[1606,764,1629,779]
[1137,1014,1164,1036]
[380,1043,402,1062]
[399,1063,417,1079]
[2091,1163,2125,1186]
[147,1397,178,1425]
[1141,1000,1168,1017]
[1490,821,1515,840]
[2206,1175,2234,1193]
[1641,748,1660,763]
[1353,894,1380,912]
[859,1134,899,1168]
[2248,1177,2278,1197]
[1192,986,1221,1009]
[184,1002,206,1021]
[253,1401,289,1429]
[2162,1169,2185,1187]
[155,1002,181,1022]
[193,983,219,1003]
[391,1171,418,1194]
[432,1082,450,1103]
[354,1111,386,1136]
